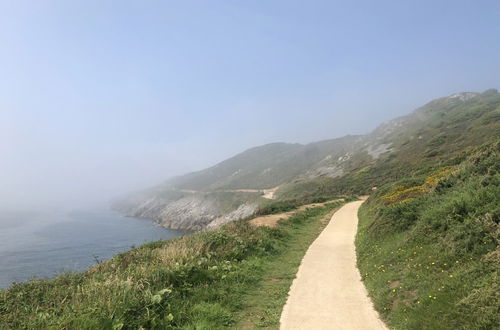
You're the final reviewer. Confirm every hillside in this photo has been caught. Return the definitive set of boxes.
[116,89,500,230]
[356,138,500,329]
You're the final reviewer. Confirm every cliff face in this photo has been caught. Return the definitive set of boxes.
[115,192,259,231]
[115,89,500,230]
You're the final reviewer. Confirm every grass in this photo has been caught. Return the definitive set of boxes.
[355,140,500,329]
[0,200,344,329]
[255,195,345,215]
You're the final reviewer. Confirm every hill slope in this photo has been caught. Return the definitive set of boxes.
[356,138,500,329]
[115,89,500,229]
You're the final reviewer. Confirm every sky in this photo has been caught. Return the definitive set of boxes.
[1,0,499,209]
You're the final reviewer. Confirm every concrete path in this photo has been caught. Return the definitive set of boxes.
[280,200,388,330]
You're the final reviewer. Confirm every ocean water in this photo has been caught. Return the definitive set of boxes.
[0,209,186,289]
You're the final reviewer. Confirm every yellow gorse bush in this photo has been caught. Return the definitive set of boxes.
[424,168,456,186]
[381,167,457,205]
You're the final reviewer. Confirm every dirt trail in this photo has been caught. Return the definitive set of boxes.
[179,187,279,199]
[280,200,388,330]
[249,200,343,228]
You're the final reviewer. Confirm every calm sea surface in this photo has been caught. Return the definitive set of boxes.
[0,209,186,289]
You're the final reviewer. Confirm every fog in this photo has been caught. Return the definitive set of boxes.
[1,1,499,210]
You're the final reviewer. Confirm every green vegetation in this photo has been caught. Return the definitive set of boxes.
[169,136,359,191]
[278,89,500,197]
[208,191,263,213]
[275,177,344,201]
[0,201,343,329]
[255,194,344,215]
[356,140,500,329]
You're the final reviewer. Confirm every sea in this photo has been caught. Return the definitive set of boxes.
[0,208,186,289]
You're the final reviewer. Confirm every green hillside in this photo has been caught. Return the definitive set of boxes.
[163,135,363,191]
[277,89,500,198]
[169,89,500,195]
[356,139,500,329]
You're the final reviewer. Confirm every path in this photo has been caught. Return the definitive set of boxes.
[249,200,343,228]
[280,200,388,330]
[179,186,279,200]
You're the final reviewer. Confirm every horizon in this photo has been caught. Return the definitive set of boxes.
[1,0,500,209]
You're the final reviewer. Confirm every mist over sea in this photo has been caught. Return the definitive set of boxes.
[0,208,185,289]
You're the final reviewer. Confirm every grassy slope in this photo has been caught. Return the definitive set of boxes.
[356,140,499,329]
[167,136,359,191]
[0,201,344,329]
[278,90,500,198]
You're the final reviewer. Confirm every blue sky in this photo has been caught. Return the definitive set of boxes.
[1,0,499,207]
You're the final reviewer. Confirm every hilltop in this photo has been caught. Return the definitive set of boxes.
[115,89,500,230]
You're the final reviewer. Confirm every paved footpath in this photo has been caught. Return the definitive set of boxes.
[280,200,388,330]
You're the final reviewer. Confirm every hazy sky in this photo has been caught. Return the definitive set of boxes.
[1,0,499,208]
